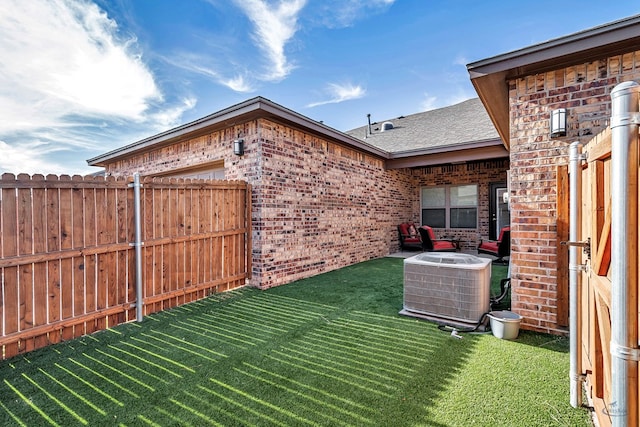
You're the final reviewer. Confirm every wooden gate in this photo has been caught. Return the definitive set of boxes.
[575,126,639,426]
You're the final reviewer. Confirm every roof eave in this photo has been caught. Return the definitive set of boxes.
[87,97,389,167]
[386,138,508,169]
[467,14,640,147]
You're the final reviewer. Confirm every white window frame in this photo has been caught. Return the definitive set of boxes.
[420,184,478,229]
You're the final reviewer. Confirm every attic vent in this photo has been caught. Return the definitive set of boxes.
[381,121,394,132]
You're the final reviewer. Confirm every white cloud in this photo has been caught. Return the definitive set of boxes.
[0,0,161,129]
[306,0,396,28]
[307,82,366,107]
[232,0,307,81]
[420,93,439,111]
[162,53,255,93]
[0,140,73,176]
[420,89,475,112]
[0,0,194,175]
[149,97,198,129]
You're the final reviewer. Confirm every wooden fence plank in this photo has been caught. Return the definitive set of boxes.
[594,205,612,276]
[46,176,60,252]
[94,188,107,331]
[47,259,61,344]
[17,183,32,256]
[60,258,74,340]
[117,186,128,244]
[184,188,194,299]
[16,182,33,338]
[3,185,19,344]
[84,255,97,334]
[72,178,84,249]
[73,256,85,337]
[31,181,48,334]
[60,181,74,334]
[246,184,252,278]
[59,178,72,251]
[556,165,569,326]
[85,186,97,247]
[83,186,97,335]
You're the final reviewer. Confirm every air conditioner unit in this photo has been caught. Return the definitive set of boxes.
[400,252,492,328]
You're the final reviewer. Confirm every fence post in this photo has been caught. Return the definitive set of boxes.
[610,80,640,427]
[130,173,144,322]
[568,140,584,408]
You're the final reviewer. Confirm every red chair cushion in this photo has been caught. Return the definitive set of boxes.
[404,237,421,244]
[433,241,456,250]
[479,241,499,252]
[421,225,436,240]
[497,226,510,242]
[399,223,410,235]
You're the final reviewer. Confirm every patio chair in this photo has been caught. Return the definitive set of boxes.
[478,226,510,263]
[397,222,422,251]
[418,226,457,252]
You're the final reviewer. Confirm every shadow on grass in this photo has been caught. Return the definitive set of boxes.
[0,258,478,426]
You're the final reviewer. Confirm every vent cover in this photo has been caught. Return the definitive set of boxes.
[380,121,394,131]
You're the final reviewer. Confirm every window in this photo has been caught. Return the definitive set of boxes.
[421,184,477,229]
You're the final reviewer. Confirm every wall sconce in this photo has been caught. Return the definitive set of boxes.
[550,108,567,137]
[233,138,244,156]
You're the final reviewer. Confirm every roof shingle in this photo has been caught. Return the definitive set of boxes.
[344,98,500,153]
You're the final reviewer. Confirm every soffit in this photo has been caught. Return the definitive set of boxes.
[467,14,640,147]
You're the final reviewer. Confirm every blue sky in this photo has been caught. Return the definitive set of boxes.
[1,0,639,175]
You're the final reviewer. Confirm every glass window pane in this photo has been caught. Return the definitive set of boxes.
[421,187,445,208]
[422,209,446,228]
[451,185,477,207]
[450,208,477,228]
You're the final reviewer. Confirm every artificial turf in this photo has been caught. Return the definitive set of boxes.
[0,257,591,426]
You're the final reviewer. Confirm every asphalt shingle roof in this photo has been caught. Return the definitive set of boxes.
[344,98,500,153]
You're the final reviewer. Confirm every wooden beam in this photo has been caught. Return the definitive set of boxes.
[594,203,612,276]
[556,164,569,327]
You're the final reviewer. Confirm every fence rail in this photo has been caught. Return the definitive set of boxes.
[0,173,251,360]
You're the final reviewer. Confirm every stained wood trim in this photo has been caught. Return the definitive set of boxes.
[556,164,570,327]
[586,127,612,162]
[594,203,612,276]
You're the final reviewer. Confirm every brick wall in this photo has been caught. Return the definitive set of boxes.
[253,120,417,288]
[508,50,640,334]
[414,160,509,251]
[103,118,417,289]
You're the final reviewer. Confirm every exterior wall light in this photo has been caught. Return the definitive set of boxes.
[233,138,245,156]
[550,108,567,137]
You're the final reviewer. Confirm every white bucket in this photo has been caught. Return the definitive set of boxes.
[488,310,522,340]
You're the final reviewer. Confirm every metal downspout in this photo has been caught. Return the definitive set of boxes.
[610,80,640,426]
[568,140,583,408]
[131,173,144,322]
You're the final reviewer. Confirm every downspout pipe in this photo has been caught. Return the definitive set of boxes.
[610,80,640,427]
[568,140,583,408]
[131,173,144,322]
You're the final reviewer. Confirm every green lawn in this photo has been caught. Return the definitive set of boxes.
[0,257,591,426]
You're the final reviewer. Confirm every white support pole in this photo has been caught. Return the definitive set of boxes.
[610,80,640,427]
[568,140,583,408]
[131,173,144,322]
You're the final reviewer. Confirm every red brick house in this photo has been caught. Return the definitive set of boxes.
[88,14,640,341]
[467,14,640,335]
[88,98,508,290]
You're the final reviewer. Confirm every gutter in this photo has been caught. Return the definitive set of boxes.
[388,137,504,158]
[468,14,640,77]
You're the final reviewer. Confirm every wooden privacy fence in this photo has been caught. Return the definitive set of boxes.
[0,173,251,360]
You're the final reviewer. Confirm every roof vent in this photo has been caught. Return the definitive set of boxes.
[381,121,394,132]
